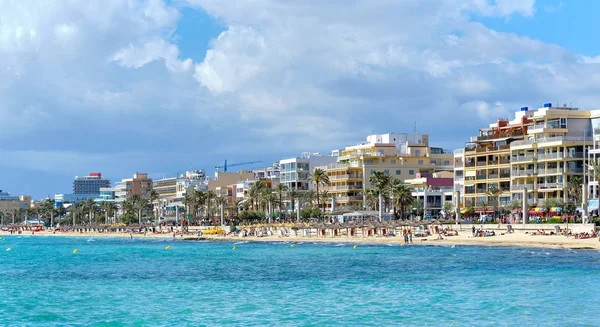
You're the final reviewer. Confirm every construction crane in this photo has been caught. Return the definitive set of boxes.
[215,160,262,172]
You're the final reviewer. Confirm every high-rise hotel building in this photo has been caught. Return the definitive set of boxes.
[456,104,593,214]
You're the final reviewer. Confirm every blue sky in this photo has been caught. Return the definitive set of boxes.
[1,0,600,199]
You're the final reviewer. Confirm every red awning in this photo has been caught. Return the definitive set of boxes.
[474,210,494,214]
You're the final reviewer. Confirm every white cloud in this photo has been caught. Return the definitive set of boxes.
[112,38,192,72]
[6,0,600,198]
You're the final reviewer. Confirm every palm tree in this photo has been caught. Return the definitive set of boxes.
[588,158,600,183]
[287,189,300,220]
[263,191,278,223]
[248,181,265,211]
[487,186,501,219]
[84,199,97,225]
[205,190,217,221]
[366,189,379,210]
[568,176,583,217]
[308,168,330,212]
[391,180,413,219]
[275,183,287,219]
[319,190,330,212]
[234,199,244,217]
[215,196,227,225]
[100,201,117,224]
[183,192,195,221]
[147,189,159,222]
[39,198,56,227]
[195,190,207,219]
[133,196,149,225]
[302,189,316,208]
[369,171,392,221]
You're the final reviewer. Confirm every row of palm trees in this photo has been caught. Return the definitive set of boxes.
[365,171,414,219]
[466,175,585,219]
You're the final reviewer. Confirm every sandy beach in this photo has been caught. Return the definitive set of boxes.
[3,228,600,249]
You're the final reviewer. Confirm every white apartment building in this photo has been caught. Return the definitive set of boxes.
[279,153,338,191]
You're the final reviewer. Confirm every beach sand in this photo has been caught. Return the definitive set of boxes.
[2,229,600,249]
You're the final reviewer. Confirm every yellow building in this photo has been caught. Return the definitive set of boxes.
[319,133,453,211]
[460,104,592,214]
[0,190,31,220]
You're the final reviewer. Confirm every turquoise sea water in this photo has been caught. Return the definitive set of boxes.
[1,237,600,326]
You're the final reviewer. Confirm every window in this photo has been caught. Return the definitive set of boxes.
[409,170,415,175]
[444,160,450,166]
[384,169,389,174]
[560,118,567,128]
[370,170,375,175]
[396,170,401,175]
[418,160,424,165]
[391,160,396,164]
[415,150,421,157]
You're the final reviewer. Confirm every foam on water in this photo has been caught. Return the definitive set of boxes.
[1,237,600,326]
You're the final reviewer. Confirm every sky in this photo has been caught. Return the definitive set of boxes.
[2,0,600,199]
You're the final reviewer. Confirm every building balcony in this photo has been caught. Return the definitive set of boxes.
[499,173,511,178]
[537,136,589,145]
[512,169,534,177]
[327,185,362,191]
[511,155,535,163]
[537,153,563,161]
[511,184,534,191]
[565,152,584,159]
[336,196,362,202]
[476,175,487,180]
[537,168,563,175]
[511,139,534,147]
[465,162,476,167]
[329,174,363,181]
[566,167,584,174]
[488,174,499,179]
[537,182,565,191]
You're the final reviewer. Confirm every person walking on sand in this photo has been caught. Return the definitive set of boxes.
[409,230,413,244]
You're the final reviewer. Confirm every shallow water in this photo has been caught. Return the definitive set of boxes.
[1,237,599,326]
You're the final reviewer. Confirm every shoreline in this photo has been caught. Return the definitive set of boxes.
[3,230,600,250]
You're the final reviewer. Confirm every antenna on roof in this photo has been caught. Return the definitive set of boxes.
[414,121,416,133]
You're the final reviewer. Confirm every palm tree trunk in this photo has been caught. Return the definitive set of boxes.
[138,208,142,225]
[220,203,224,226]
[378,193,383,222]
[316,183,320,212]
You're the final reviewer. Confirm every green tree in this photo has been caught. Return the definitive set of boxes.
[205,190,217,221]
[308,168,330,212]
[411,199,424,218]
[319,190,330,212]
[248,181,265,211]
[369,171,392,220]
[84,199,97,225]
[391,179,413,219]
[487,186,501,219]
[442,202,454,219]
[287,189,300,219]
[541,198,562,221]
[275,183,287,219]
[100,201,117,224]
[215,196,227,225]
[147,189,159,221]
[302,189,316,208]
